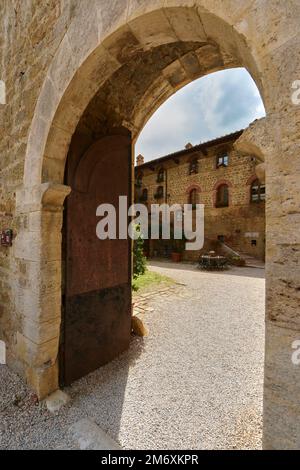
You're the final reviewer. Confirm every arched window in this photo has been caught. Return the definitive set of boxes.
[216,184,229,208]
[141,188,148,202]
[251,179,265,203]
[154,186,164,200]
[136,173,143,188]
[157,168,164,183]
[189,158,198,175]
[189,188,199,207]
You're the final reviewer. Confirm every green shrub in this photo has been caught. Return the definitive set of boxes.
[133,225,147,279]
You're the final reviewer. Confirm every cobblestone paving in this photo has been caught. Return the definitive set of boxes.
[0,262,265,449]
[133,284,180,316]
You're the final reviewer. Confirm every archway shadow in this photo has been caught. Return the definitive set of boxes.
[64,335,145,443]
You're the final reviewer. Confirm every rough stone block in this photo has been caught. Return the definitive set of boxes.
[16,286,61,323]
[16,332,59,368]
[69,419,122,450]
[164,6,206,42]
[26,361,59,400]
[264,321,300,449]
[22,317,61,345]
[45,389,70,413]
[132,315,148,337]
[129,9,177,49]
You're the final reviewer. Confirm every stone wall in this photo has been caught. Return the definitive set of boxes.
[0,0,78,371]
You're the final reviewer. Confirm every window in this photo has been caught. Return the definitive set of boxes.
[136,173,143,188]
[157,168,164,183]
[217,153,229,168]
[189,158,198,175]
[154,186,164,200]
[189,188,199,207]
[251,179,265,203]
[140,188,148,202]
[134,174,143,201]
[216,184,229,208]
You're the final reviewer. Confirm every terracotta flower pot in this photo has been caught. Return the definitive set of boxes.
[171,252,182,263]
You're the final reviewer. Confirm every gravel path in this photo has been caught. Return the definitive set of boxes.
[0,262,265,450]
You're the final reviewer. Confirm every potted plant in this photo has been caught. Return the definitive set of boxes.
[171,237,185,263]
[230,255,246,267]
[171,247,182,263]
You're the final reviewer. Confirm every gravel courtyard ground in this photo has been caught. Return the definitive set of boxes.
[0,262,265,450]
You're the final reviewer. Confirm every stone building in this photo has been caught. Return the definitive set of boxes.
[135,130,266,261]
[0,0,300,449]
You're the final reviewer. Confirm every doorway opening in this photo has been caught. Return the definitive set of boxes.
[134,69,266,266]
[54,54,267,449]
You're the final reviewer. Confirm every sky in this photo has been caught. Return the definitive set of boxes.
[135,68,266,162]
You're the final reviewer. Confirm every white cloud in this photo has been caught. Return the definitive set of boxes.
[135,89,194,158]
[135,68,266,162]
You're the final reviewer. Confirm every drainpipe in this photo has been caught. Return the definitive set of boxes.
[165,168,168,204]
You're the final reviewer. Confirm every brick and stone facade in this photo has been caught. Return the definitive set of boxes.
[135,131,265,261]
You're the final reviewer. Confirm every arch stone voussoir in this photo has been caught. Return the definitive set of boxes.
[186,184,202,194]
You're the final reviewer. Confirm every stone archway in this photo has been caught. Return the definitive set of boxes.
[14,1,300,449]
